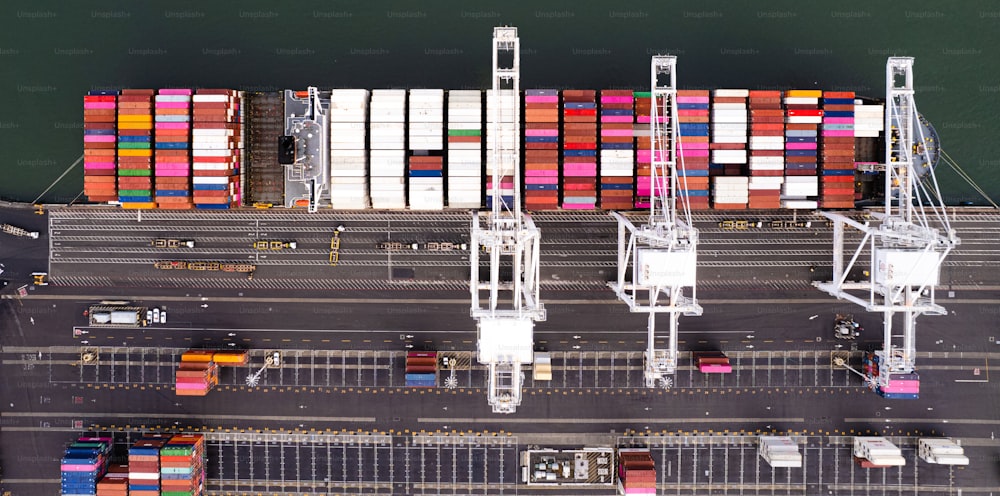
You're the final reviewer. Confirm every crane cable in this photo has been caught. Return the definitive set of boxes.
[938,149,998,208]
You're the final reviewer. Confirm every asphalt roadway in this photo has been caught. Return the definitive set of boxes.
[2,205,1000,494]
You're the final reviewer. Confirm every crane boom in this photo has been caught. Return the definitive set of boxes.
[609,55,701,388]
[815,57,959,399]
[471,26,546,414]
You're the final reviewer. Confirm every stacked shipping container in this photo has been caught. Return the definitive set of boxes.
[617,448,656,495]
[154,89,193,209]
[676,90,710,209]
[159,434,206,496]
[329,89,370,209]
[96,464,128,496]
[192,89,241,209]
[174,361,219,396]
[633,91,651,208]
[83,91,118,202]
[129,436,169,495]
[523,89,560,210]
[485,90,518,209]
[747,90,785,209]
[405,351,437,387]
[61,437,112,496]
[446,90,483,208]
[710,89,749,177]
[854,102,884,138]
[561,90,598,209]
[784,90,822,211]
[599,90,635,210]
[408,89,445,210]
[369,90,407,208]
[820,91,857,208]
[117,89,155,208]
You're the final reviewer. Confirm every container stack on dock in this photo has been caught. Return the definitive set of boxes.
[369,90,407,209]
[408,89,445,210]
[96,464,128,496]
[863,352,920,399]
[154,89,193,209]
[83,91,119,202]
[710,89,749,177]
[712,176,749,210]
[633,91,652,208]
[160,434,206,496]
[174,360,219,396]
[61,437,112,496]
[523,89,560,210]
[820,91,857,209]
[117,89,156,208]
[747,90,785,209]
[405,351,437,387]
[676,90,710,209]
[329,89,370,209]
[783,90,822,210]
[485,90,519,209]
[129,436,169,495]
[853,101,884,138]
[598,90,635,210]
[446,90,483,208]
[192,89,241,209]
[617,448,656,495]
[562,90,598,209]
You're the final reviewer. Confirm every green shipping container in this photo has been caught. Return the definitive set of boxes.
[633,91,652,98]
[118,189,151,196]
[117,142,151,149]
[117,169,152,177]
[447,129,481,137]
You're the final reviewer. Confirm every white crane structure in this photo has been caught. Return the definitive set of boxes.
[470,27,546,414]
[815,57,959,397]
[608,56,701,389]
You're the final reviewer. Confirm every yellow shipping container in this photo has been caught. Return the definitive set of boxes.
[213,351,248,366]
[121,202,157,209]
[181,350,215,363]
[785,90,823,98]
[117,115,153,122]
[118,122,153,130]
[117,149,152,157]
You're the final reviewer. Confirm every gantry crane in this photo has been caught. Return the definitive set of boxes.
[609,56,701,389]
[816,57,959,399]
[469,27,546,414]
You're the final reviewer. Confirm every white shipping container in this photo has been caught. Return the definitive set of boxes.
[190,176,228,185]
[781,200,819,209]
[782,182,819,196]
[783,97,819,105]
[192,163,231,171]
[785,116,822,124]
[192,129,233,136]
[710,122,747,133]
[748,162,784,171]
[712,150,748,163]
[748,156,785,165]
[713,176,749,185]
[192,95,230,103]
[712,103,748,110]
[749,141,785,150]
[711,127,748,136]
[712,135,749,144]
[714,89,749,97]
[711,110,749,122]
[449,149,482,162]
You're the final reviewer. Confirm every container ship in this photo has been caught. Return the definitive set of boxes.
[82,86,939,212]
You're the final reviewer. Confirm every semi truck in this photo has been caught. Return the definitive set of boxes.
[152,239,195,248]
[533,352,552,381]
[1,223,39,239]
[89,306,147,327]
[917,438,969,465]
[253,240,296,250]
[758,436,803,468]
[853,437,906,468]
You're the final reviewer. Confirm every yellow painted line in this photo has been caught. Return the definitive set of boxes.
[302,339,311,343]
[281,339,291,342]
[321,339,331,343]
[262,338,271,342]
[341,339,351,343]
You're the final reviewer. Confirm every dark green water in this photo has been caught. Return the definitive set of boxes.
[2,0,997,204]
